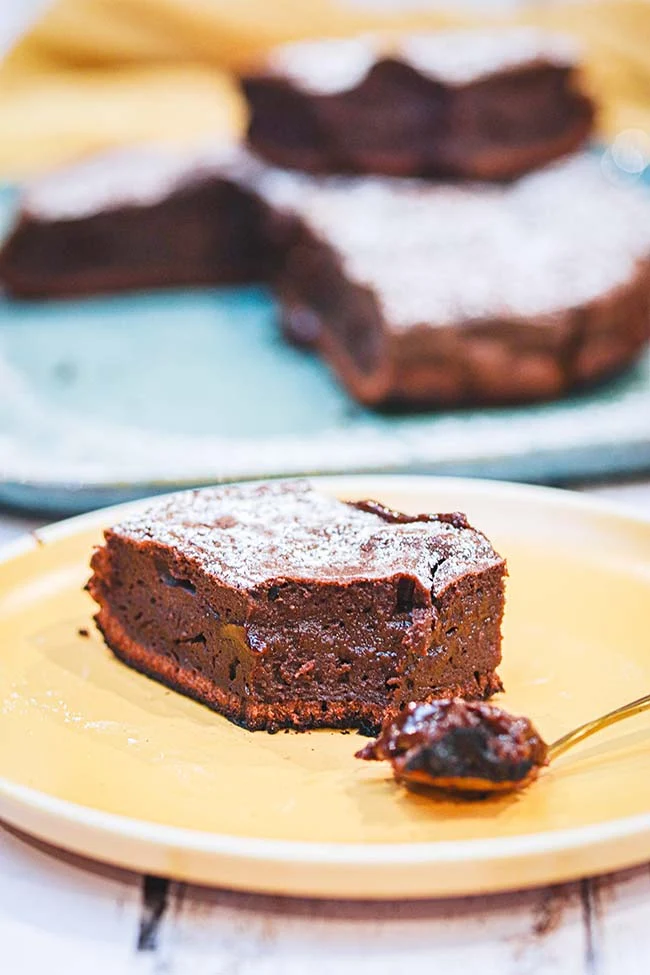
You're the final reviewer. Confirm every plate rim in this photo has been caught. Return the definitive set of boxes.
[2,473,650,897]
[13,472,650,546]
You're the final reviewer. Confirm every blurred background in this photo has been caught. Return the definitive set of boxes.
[2,0,650,176]
[1,0,650,516]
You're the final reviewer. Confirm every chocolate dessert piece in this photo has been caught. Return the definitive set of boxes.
[0,145,273,299]
[88,480,506,733]
[276,155,650,407]
[357,699,548,795]
[3,147,650,410]
[242,29,594,180]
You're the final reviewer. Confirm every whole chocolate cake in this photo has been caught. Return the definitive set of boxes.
[88,480,506,733]
[242,29,594,180]
[274,155,650,407]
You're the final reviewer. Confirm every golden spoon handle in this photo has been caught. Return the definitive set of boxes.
[549,692,650,761]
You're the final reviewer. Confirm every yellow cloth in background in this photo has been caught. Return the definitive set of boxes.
[1,0,650,178]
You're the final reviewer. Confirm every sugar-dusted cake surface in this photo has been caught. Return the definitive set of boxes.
[277,155,650,406]
[279,156,650,324]
[88,480,506,732]
[267,28,579,94]
[20,143,250,220]
[112,480,500,589]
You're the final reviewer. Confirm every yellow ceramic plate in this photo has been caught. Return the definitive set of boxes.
[1,475,650,898]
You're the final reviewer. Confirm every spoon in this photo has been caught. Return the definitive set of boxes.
[356,693,650,797]
[548,691,650,760]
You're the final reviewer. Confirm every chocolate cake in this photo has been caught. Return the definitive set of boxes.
[0,144,272,299]
[357,699,548,795]
[275,155,650,407]
[2,146,649,410]
[88,480,506,733]
[242,29,594,180]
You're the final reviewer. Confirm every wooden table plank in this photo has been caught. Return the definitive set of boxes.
[588,866,650,975]
[0,827,143,974]
[153,883,588,975]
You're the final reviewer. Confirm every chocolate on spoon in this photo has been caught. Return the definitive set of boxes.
[356,693,650,798]
[357,699,547,796]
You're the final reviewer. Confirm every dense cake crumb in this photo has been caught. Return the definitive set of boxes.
[88,480,506,732]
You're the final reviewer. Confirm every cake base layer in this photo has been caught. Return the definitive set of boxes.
[279,263,650,408]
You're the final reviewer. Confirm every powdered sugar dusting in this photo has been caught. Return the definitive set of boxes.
[399,28,579,86]
[264,28,577,95]
[267,36,378,95]
[288,155,650,327]
[18,146,647,333]
[114,480,501,592]
[23,142,256,221]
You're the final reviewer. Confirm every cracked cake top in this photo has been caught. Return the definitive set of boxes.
[109,480,503,593]
[272,155,650,326]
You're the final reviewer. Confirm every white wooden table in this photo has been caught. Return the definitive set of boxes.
[2,479,650,973]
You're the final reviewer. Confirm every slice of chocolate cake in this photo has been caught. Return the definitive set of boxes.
[88,480,506,733]
[274,155,650,407]
[242,28,594,180]
[0,144,272,299]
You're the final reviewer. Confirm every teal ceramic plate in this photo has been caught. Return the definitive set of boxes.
[1,183,650,514]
